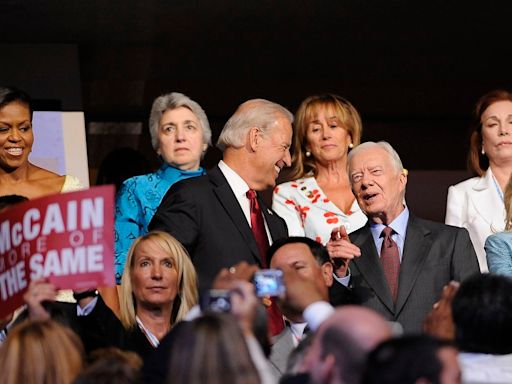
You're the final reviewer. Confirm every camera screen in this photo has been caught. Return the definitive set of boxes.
[254,269,285,297]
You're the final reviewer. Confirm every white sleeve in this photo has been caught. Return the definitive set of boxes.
[303,301,335,331]
[272,184,306,237]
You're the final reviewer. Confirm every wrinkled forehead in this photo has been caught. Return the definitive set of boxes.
[349,147,391,171]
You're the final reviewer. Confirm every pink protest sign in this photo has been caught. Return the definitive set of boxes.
[0,185,115,319]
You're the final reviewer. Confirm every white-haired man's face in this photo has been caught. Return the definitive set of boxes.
[349,146,406,224]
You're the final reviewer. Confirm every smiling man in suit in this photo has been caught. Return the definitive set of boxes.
[327,141,480,333]
[149,99,293,293]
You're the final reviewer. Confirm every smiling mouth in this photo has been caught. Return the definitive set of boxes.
[5,148,23,156]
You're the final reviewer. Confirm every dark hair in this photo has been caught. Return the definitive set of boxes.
[267,236,331,266]
[0,86,33,118]
[362,335,452,384]
[0,195,28,211]
[468,89,512,175]
[165,313,260,384]
[74,347,143,384]
[452,273,512,354]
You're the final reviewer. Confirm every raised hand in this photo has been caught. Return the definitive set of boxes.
[326,225,361,277]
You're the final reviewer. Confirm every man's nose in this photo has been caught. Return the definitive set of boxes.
[283,148,292,167]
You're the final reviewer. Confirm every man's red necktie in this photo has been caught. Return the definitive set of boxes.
[246,189,284,336]
[380,226,400,303]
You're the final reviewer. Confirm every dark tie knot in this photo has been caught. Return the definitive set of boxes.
[246,189,257,200]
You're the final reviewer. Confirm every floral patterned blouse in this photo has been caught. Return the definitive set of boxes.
[114,164,205,283]
[272,176,367,244]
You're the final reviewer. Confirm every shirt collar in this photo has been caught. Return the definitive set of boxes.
[159,163,205,178]
[370,205,409,238]
[218,160,250,197]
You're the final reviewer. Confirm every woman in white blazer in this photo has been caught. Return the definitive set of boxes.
[446,90,512,272]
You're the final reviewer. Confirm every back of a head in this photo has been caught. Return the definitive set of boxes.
[324,306,393,352]
[362,335,448,384]
[452,273,512,354]
[166,313,260,384]
[74,347,143,384]
[0,319,84,384]
[216,98,293,151]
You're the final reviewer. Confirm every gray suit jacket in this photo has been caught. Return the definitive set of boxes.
[269,325,295,378]
[349,214,480,333]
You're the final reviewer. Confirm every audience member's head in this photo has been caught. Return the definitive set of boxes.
[452,273,512,354]
[166,312,260,384]
[362,335,461,384]
[0,319,84,384]
[469,89,512,176]
[0,86,32,118]
[268,236,333,321]
[148,92,211,170]
[303,306,392,384]
[290,93,363,179]
[348,141,407,224]
[119,231,198,330]
[74,347,143,384]
[216,99,294,190]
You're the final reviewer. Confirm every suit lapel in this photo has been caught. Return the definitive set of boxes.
[209,167,262,264]
[468,170,505,230]
[394,214,432,315]
[352,225,394,312]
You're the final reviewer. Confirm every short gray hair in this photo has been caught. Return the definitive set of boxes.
[149,92,211,151]
[348,141,404,174]
[216,99,293,151]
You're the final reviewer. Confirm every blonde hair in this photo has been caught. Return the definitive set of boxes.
[0,320,84,384]
[119,231,198,329]
[289,94,363,180]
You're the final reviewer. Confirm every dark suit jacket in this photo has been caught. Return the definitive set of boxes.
[349,214,480,334]
[76,296,155,359]
[149,165,289,292]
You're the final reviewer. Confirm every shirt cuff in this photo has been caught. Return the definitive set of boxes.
[76,297,98,316]
[333,271,351,287]
[303,301,334,331]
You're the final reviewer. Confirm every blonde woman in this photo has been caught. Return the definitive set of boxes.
[273,94,367,245]
[77,231,197,357]
[486,175,512,276]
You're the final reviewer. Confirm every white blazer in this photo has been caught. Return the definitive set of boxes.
[445,168,505,272]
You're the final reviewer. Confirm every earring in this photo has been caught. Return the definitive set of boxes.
[305,151,311,157]
[348,143,354,149]
[481,145,485,155]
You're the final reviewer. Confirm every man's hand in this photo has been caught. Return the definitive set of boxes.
[326,225,361,277]
[230,280,259,336]
[423,281,459,341]
[23,278,57,321]
[212,261,259,290]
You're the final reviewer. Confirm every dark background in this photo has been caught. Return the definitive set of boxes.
[1,0,510,220]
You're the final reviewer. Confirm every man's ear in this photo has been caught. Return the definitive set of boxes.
[248,127,261,152]
[322,262,334,287]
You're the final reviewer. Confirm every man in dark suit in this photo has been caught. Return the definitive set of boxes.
[149,99,293,292]
[327,141,480,333]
